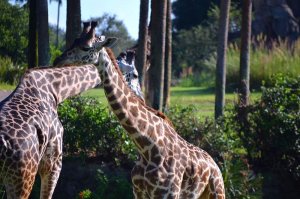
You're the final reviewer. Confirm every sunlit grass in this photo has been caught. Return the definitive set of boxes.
[0,85,260,118]
[82,87,261,118]
[0,83,16,90]
[227,38,300,88]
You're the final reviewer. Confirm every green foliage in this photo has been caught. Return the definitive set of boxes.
[0,0,28,64]
[49,44,62,65]
[172,3,242,86]
[172,25,217,77]
[91,13,136,55]
[78,189,92,199]
[90,169,133,199]
[166,105,262,198]
[58,96,137,165]
[238,74,300,198]
[76,169,133,199]
[0,56,25,84]
[227,40,300,89]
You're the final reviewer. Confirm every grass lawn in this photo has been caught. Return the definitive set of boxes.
[82,86,261,118]
[0,83,16,90]
[0,84,261,118]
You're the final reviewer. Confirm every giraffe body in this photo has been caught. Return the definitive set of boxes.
[0,22,109,199]
[0,65,100,199]
[53,21,225,198]
[97,48,225,199]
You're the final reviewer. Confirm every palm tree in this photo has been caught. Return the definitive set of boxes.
[136,0,149,89]
[163,0,172,110]
[66,0,81,49]
[239,0,252,108]
[215,0,231,119]
[147,0,167,111]
[37,0,50,66]
[28,0,37,68]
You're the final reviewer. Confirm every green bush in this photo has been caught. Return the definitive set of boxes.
[50,45,62,65]
[0,56,25,84]
[166,105,262,199]
[238,74,300,198]
[76,168,133,199]
[58,96,137,165]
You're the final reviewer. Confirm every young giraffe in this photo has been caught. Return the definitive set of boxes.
[0,22,116,199]
[54,32,226,198]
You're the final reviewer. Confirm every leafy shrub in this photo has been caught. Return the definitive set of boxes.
[78,189,92,199]
[90,169,133,199]
[0,0,28,64]
[50,45,62,65]
[239,74,300,198]
[76,168,133,199]
[166,105,262,198]
[0,56,25,84]
[58,96,137,165]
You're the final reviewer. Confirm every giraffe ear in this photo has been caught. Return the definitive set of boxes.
[80,21,91,38]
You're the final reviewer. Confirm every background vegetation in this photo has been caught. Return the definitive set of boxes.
[0,0,299,198]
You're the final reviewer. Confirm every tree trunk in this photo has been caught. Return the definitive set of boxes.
[136,0,149,90]
[66,0,81,49]
[37,0,50,66]
[147,0,167,111]
[239,0,252,107]
[28,0,37,68]
[163,0,172,111]
[215,0,231,119]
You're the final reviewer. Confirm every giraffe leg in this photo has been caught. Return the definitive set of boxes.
[5,163,38,199]
[38,155,62,199]
[38,121,63,199]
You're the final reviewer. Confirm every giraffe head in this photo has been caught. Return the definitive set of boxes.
[53,21,117,67]
[54,21,144,99]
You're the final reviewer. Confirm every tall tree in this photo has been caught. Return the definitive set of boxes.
[37,0,50,66]
[66,0,81,49]
[136,0,149,89]
[28,0,37,68]
[93,14,135,55]
[147,0,167,111]
[215,0,231,119]
[163,0,172,110]
[239,0,252,108]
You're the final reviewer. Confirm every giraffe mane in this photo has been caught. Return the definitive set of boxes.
[105,47,174,127]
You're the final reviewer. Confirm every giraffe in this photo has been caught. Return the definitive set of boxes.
[0,22,116,199]
[54,29,226,199]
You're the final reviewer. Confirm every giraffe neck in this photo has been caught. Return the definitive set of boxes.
[16,65,100,105]
[99,48,169,162]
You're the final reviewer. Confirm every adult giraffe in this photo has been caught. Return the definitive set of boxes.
[54,24,226,199]
[0,22,118,199]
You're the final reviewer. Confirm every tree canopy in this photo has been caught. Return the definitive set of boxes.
[0,0,28,64]
[92,13,136,55]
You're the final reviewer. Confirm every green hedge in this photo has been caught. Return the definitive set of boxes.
[58,97,137,165]
[55,75,299,198]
